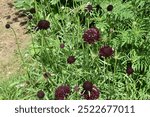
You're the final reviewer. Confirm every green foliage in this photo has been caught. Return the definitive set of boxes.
[1,0,150,100]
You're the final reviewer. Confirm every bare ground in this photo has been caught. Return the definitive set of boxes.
[0,0,30,80]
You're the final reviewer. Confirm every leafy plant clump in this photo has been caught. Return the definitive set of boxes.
[1,0,150,100]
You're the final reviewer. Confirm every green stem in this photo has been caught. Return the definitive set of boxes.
[11,28,30,78]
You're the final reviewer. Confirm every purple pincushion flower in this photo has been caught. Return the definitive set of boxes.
[37,90,45,99]
[67,56,76,64]
[36,20,50,30]
[55,85,71,100]
[83,81,93,91]
[83,86,100,100]
[81,81,100,100]
[83,27,100,44]
[126,66,134,75]
[99,46,114,58]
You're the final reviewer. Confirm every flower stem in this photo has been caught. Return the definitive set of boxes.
[11,27,30,78]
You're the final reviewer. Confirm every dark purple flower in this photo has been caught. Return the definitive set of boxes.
[5,24,10,29]
[83,81,93,91]
[37,20,50,30]
[60,43,65,48]
[126,66,134,75]
[67,56,76,64]
[85,4,93,12]
[107,5,113,11]
[81,84,100,100]
[37,90,45,99]
[99,45,114,58]
[55,85,71,100]
[83,27,100,44]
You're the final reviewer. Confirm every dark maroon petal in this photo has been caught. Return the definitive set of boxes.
[99,45,114,58]
[126,67,134,75]
[83,27,100,44]
[83,81,93,91]
[37,20,50,30]
[67,56,76,64]
[55,85,71,100]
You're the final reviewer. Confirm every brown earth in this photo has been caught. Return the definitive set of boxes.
[0,0,30,80]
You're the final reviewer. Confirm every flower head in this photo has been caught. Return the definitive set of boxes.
[37,20,50,30]
[81,81,100,100]
[67,56,76,64]
[37,90,45,99]
[99,45,114,58]
[5,24,10,29]
[60,43,65,48]
[55,85,71,100]
[83,27,100,44]
[83,81,93,91]
[126,66,134,75]
[107,5,113,11]
[83,86,100,100]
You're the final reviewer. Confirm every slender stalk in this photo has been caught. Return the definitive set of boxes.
[11,27,30,78]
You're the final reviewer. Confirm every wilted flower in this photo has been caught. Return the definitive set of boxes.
[83,27,100,44]
[81,81,100,100]
[67,56,76,64]
[36,20,50,30]
[37,90,45,99]
[107,5,113,11]
[55,85,71,100]
[85,4,93,12]
[99,45,114,58]
[126,66,134,75]
[5,24,10,29]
